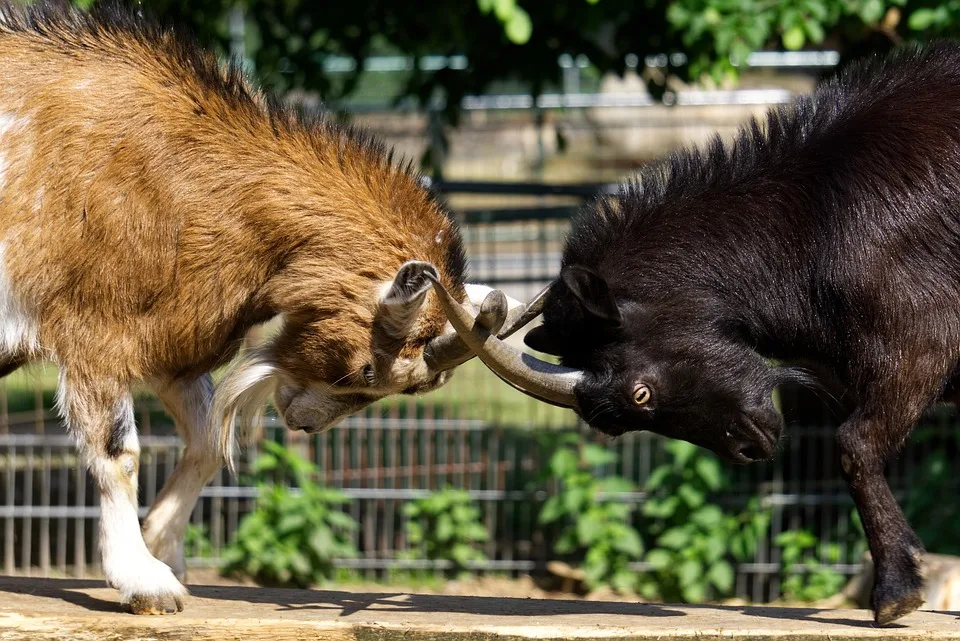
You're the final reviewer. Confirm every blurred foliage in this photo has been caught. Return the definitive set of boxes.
[775,529,846,602]
[222,441,358,588]
[402,488,489,576]
[538,433,645,593]
[59,0,960,116]
[538,435,770,602]
[184,523,214,560]
[903,427,960,554]
[637,440,770,603]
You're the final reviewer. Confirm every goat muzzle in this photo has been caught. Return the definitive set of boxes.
[424,276,582,409]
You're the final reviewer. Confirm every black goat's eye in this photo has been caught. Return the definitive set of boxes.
[632,384,651,406]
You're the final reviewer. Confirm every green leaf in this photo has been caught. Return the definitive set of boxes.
[277,512,307,534]
[308,528,334,557]
[707,561,735,593]
[563,486,589,514]
[644,465,672,491]
[555,529,579,555]
[549,448,579,478]
[677,559,702,587]
[646,549,673,570]
[678,484,705,509]
[612,568,637,592]
[576,514,604,544]
[504,8,532,44]
[703,534,727,563]
[694,457,724,491]
[539,496,566,524]
[612,528,644,557]
[658,527,692,550]
[643,496,680,519]
[859,0,885,22]
[582,444,616,467]
[690,505,724,529]
[908,8,940,30]
[436,514,455,542]
[782,26,805,51]
[326,510,358,531]
[804,20,826,44]
[666,440,698,467]
[682,582,708,603]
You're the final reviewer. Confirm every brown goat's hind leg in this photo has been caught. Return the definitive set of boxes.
[838,416,924,625]
[142,375,220,582]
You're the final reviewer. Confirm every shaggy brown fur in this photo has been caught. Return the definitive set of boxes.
[0,0,467,613]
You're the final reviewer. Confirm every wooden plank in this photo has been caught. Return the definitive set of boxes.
[0,577,957,641]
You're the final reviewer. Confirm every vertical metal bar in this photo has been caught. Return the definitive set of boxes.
[4,444,15,575]
[39,446,51,576]
[56,445,68,575]
[75,456,87,578]
[21,445,34,576]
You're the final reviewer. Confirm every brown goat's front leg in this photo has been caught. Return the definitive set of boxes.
[837,414,925,625]
[60,373,187,614]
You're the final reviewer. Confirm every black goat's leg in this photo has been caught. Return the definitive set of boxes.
[837,415,925,625]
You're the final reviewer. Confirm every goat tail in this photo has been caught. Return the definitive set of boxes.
[211,347,278,475]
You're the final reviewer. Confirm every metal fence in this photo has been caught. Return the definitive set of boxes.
[1,181,959,603]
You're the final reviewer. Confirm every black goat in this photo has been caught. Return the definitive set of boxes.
[430,42,960,624]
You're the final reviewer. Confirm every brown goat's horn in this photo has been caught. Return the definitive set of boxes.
[423,283,551,372]
[426,275,581,409]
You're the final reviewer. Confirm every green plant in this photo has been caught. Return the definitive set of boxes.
[776,529,846,602]
[184,523,214,560]
[538,433,644,593]
[637,440,770,603]
[222,441,358,587]
[903,429,960,554]
[402,488,489,576]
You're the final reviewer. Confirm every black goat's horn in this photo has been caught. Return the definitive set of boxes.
[423,283,551,372]
[425,275,581,409]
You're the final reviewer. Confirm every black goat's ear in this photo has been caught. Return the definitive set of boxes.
[560,265,622,327]
[524,325,563,356]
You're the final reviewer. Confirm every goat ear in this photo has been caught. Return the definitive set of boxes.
[524,325,563,356]
[560,265,622,327]
[378,260,438,336]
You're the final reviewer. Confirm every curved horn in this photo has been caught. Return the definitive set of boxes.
[423,283,551,372]
[426,275,582,409]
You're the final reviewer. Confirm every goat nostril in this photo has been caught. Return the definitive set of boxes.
[736,442,766,462]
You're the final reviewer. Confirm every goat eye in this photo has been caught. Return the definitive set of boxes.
[632,384,651,406]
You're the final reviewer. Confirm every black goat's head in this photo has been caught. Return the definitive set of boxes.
[523,265,787,464]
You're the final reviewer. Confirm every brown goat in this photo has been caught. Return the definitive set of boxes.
[0,1,493,614]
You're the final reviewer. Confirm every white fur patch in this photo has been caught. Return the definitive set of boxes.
[212,349,277,473]
[0,112,27,194]
[0,242,39,357]
[99,489,187,602]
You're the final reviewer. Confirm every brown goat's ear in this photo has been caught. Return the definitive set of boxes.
[378,260,438,337]
[524,325,563,356]
[560,265,622,327]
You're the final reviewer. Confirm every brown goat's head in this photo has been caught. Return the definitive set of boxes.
[213,253,486,468]
[271,260,460,428]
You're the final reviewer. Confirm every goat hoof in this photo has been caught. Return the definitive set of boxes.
[127,594,185,615]
[873,586,924,625]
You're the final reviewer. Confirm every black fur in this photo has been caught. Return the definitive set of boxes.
[531,42,960,623]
